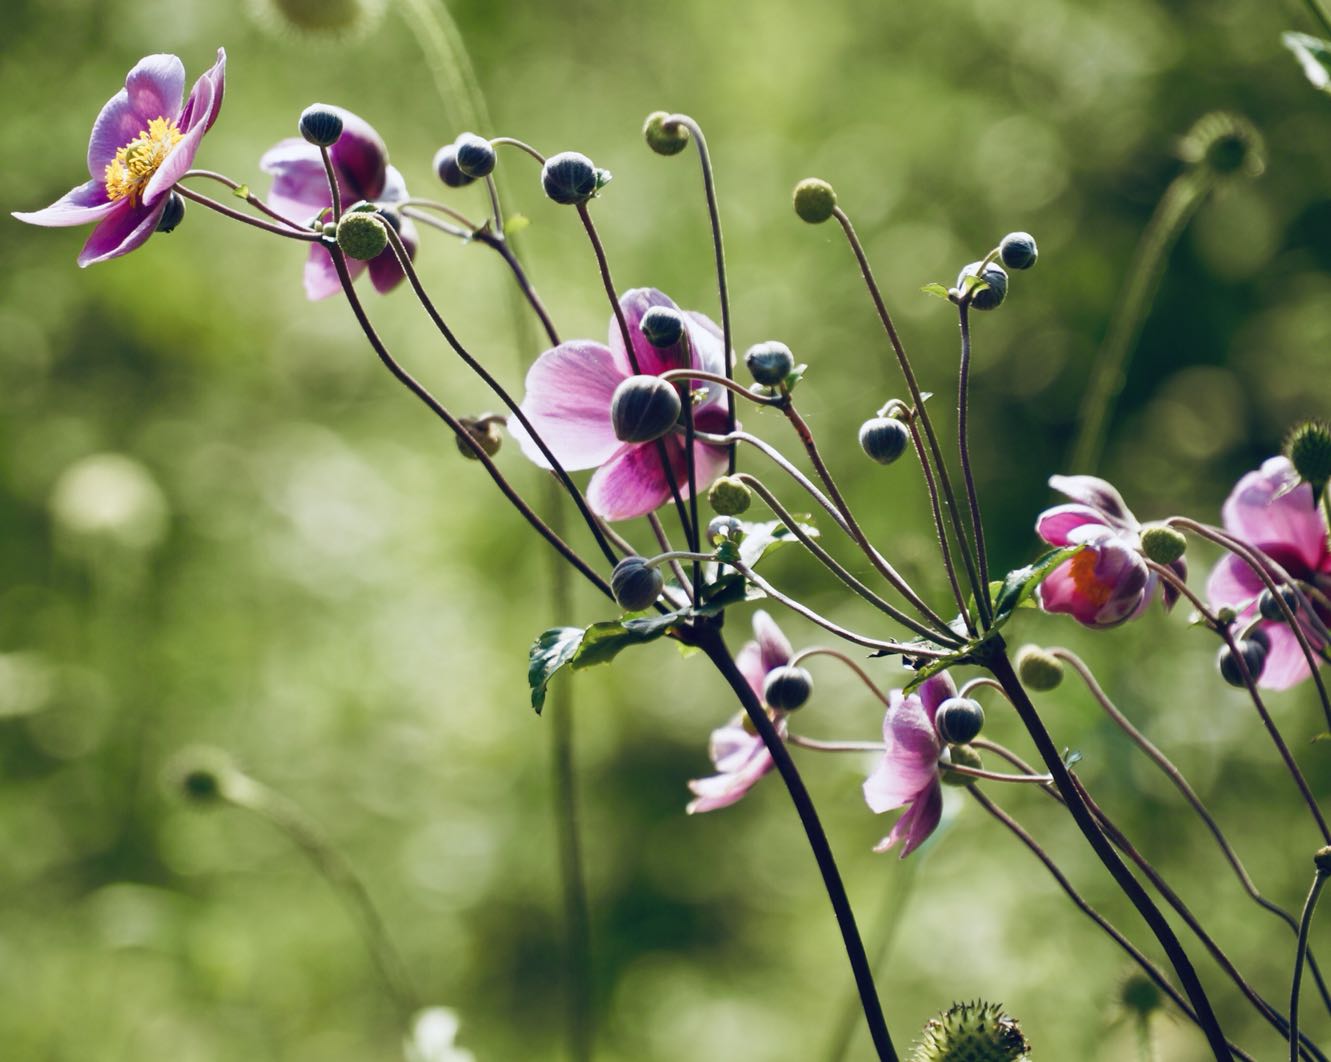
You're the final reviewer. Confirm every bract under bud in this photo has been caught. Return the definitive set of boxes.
[611,556,664,611]
[957,261,1008,310]
[1015,645,1063,691]
[763,665,813,710]
[793,178,837,223]
[610,375,682,443]
[542,151,600,205]
[155,191,186,233]
[859,417,910,465]
[336,211,388,260]
[643,111,690,156]
[298,104,344,147]
[935,697,985,745]
[432,144,475,189]
[708,476,752,516]
[998,231,1038,270]
[454,132,496,179]
[744,341,794,386]
[1140,524,1187,565]
[640,306,686,349]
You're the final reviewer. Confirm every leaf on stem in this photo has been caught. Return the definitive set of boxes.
[1284,32,1331,92]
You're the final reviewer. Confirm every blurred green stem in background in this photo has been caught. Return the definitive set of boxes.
[1302,0,1331,38]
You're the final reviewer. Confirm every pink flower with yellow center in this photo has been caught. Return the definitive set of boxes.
[13,51,226,266]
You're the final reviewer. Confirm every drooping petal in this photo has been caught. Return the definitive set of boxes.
[13,179,116,228]
[873,780,943,858]
[709,717,763,774]
[77,199,165,267]
[302,244,364,301]
[1049,474,1136,529]
[863,697,939,813]
[507,342,627,471]
[735,642,767,702]
[1160,557,1187,611]
[1222,457,1329,574]
[1036,504,1110,547]
[752,610,793,673]
[143,49,226,205]
[687,714,782,814]
[328,108,389,202]
[1207,553,1264,610]
[124,53,186,125]
[367,215,416,293]
[916,672,959,724]
[1257,623,1318,691]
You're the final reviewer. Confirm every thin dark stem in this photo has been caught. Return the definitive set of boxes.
[180,169,312,231]
[904,414,973,635]
[683,380,701,598]
[173,185,320,241]
[1293,867,1330,1062]
[987,646,1232,1059]
[969,787,1257,1062]
[955,301,991,605]
[647,513,693,604]
[789,647,890,704]
[658,369,784,406]
[328,245,613,601]
[320,145,342,220]
[491,136,547,164]
[693,624,898,1061]
[831,206,989,628]
[665,114,737,474]
[382,227,618,569]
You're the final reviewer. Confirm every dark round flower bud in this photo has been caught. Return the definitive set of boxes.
[744,341,795,386]
[941,744,984,788]
[1016,645,1064,691]
[298,104,344,147]
[611,556,664,611]
[708,476,752,516]
[858,417,910,465]
[1286,420,1331,490]
[643,111,689,156]
[542,151,600,205]
[453,132,496,179]
[1140,525,1187,565]
[432,144,476,189]
[166,745,236,806]
[1258,585,1300,622]
[706,515,744,546]
[957,261,1009,310]
[935,696,985,745]
[1119,973,1166,1020]
[456,415,503,460]
[640,306,686,349]
[764,665,813,710]
[610,375,682,444]
[793,178,837,224]
[155,191,186,234]
[1218,635,1268,687]
[336,211,388,260]
[998,231,1038,270]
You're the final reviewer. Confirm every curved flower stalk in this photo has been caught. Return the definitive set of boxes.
[687,610,793,813]
[13,50,226,265]
[1035,474,1182,628]
[261,106,418,298]
[1207,457,1331,690]
[509,287,730,521]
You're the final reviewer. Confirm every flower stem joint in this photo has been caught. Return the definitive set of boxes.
[610,556,664,611]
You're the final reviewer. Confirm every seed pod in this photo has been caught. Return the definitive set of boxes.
[643,111,690,156]
[298,104,344,147]
[640,306,686,349]
[453,132,496,179]
[155,192,186,233]
[610,375,682,443]
[610,556,664,611]
[432,144,475,189]
[336,211,388,260]
[744,341,795,386]
[1139,525,1187,565]
[708,476,752,516]
[792,178,836,224]
[999,231,1038,270]
[935,696,985,745]
[1286,420,1331,492]
[542,151,601,205]
[763,665,813,710]
[1015,645,1064,691]
[956,260,1009,311]
[858,417,910,465]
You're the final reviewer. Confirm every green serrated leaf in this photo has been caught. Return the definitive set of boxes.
[573,613,680,669]
[903,647,971,693]
[695,573,749,616]
[990,545,1083,629]
[232,184,250,200]
[1284,32,1331,92]
[921,282,952,300]
[528,627,584,713]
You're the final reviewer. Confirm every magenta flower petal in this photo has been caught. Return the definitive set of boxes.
[1259,624,1316,690]
[735,642,767,701]
[124,54,186,125]
[1206,553,1264,611]
[1049,474,1136,529]
[143,49,226,207]
[864,693,939,813]
[12,179,116,228]
[687,714,785,814]
[260,141,330,222]
[1036,504,1110,547]
[328,110,389,202]
[1222,457,1328,574]
[508,342,628,471]
[367,215,416,294]
[586,443,677,522]
[302,245,365,300]
[77,199,166,267]
[916,672,958,723]
[873,780,943,857]
[752,610,793,673]
[87,93,150,177]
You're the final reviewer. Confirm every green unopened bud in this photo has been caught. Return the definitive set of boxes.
[911,1001,1031,1062]
[298,104,344,147]
[1140,524,1187,565]
[706,515,744,546]
[166,746,237,807]
[793,178,837,224]
[336,211,388,260]
[456,415,504,459]
[941,744,983,787]
[1118,973,1166,1021]
[1286,420,1331,492]
[643,111,689,156]
[1015,645,1064,691]
[708,476,752,516]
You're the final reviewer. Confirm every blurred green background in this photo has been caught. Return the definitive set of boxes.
[4,0,1331,1058]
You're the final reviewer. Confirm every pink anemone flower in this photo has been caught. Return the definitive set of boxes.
[687,611,793,814]
[260,107,418,300]
[1035,474,1183,628]
[508,288,730,522]
[1207,457,1331,690]
[863,672,953,858]
[13,51,226,266]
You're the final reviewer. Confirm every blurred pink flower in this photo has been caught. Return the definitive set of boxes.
[1207,457,1331,690]
[14,51,226,266]
[863,672,953,858]
[508,288,729,522]
[687,611,792,814]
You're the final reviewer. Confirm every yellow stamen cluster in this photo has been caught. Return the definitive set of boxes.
[103,117,183,203]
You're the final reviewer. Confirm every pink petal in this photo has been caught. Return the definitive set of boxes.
[77,199,165,267]
[177,49,226,135]
[1223,457,1329,574]
[1036,504,1109,547]
[873,781,943,858]
[735,642,766,701]
[143,49,226,206]
[752,610,793,672]
[917,672,958,723]
[709,717,764,773]
[1207,553,1264,610]
[13,179,116,228]
[125,53,185,125]
[610,288,688,377]
[303,245,364,301]
[1037,563,1105,627]
[260,140,330,223]
[328,109,389,202]
[863,697,939,813]
[1048,474,1135,528]
[367,216,416,294]
[586,432,728,522]
[87,92,145,176]
[1257,623,1318,691]
[507,342,627,471]
[687,715,780,814]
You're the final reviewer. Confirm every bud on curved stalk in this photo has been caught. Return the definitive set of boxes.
[859,416,911,465]
[1139,524,1187,565]
[455,415,504,459]
[336,211,389,260]
[706,515,744,546]
[541,151,606,206]
[432,144,476,188]
[708,476,752,516]
[298,104,344,147]
[940,744,984,788]
[764,665,813,710]
[610,375,682,443]
[453,132,496,179]
[998,231,1038,270]
[1218,629,1270,687]
[744,341,795,386]
[643,111,689,156]
[155,192,186,233]
[935,697,985,745]
[610,556,664,611]
[1015,645,1064,691]
[640,306,686,349]
[792,178,837,223]
[956,260,1008,311]
[1258,585,1301,622]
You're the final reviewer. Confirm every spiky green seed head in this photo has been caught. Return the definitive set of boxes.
[1140,524,1187,565]
[793,178,837,224]
[1015,645,1064,691]
[910,1001,1031,1062]
[708,476,752,516]
[336,211,388,261]
[1286,420,1331,493]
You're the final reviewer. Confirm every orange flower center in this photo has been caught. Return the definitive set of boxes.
[1068,548,1112,607]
